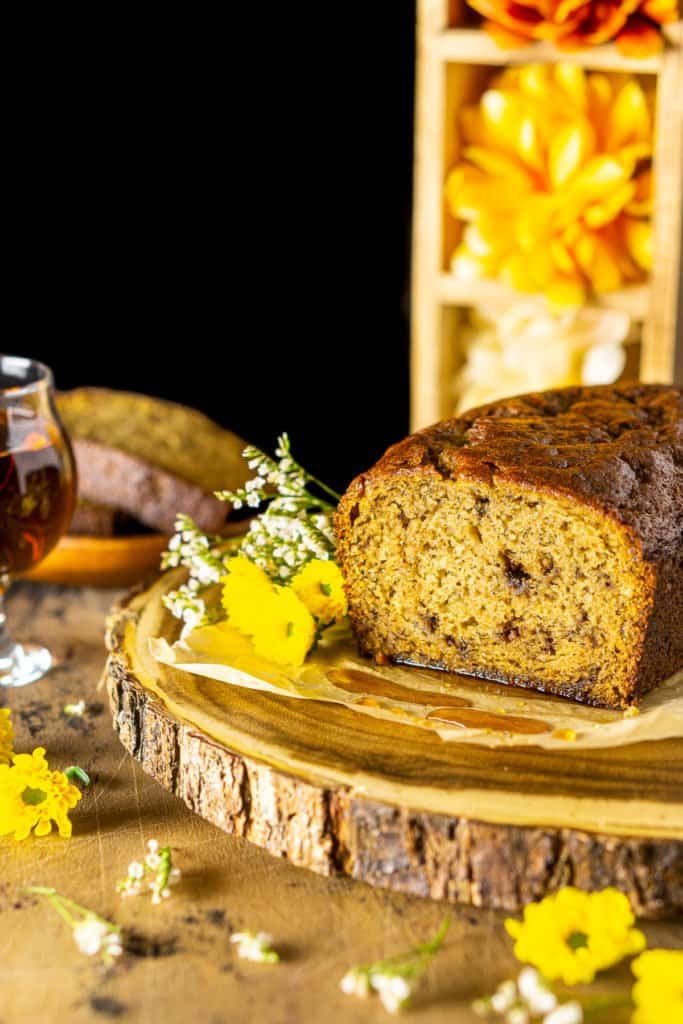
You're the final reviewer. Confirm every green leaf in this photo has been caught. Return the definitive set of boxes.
[64,766,91,787]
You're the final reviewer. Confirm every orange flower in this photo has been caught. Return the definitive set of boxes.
[445,64,654,305]
[467,1,678,57]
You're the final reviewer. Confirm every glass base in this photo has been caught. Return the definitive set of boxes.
[0,642,52,687]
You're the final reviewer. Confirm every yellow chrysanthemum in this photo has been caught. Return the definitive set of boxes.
[446,64,654,305]
[0,708,14,764]
[632,949,683,1024]
[505,887,646,985]
[291,559,348,624]
[221,557,275,635]
[250,585,316,666]
[221,556,316,666]
[0,748,82,840]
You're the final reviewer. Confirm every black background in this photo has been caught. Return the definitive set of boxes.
[11,8,417,494]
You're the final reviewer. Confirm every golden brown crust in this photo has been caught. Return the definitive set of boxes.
[358,384,682,562]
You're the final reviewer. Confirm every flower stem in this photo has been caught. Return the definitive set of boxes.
[584,995,633,1019]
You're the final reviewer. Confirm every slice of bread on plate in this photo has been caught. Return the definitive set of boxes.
[58,388,249,533]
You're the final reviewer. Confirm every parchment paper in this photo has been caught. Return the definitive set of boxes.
[150,621,683,750]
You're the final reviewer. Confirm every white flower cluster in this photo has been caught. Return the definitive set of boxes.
[340,918,449,1015]
[241,509,335,581]
[161,436,341,629]
[473,968,583,1024]
[26,886,124,967]
[117,839,181,905]
[230,930,280,964]
[73,914,123,964]
[162,514,232,630]
[341,967,413,1014]
[218,434,339,582]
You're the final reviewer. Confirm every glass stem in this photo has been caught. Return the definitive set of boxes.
[0,579,14,662]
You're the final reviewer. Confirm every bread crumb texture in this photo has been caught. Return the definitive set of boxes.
[336,385,683,710]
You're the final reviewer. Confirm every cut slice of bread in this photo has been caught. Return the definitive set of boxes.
[69,499,140,537]
[58,388,249,533]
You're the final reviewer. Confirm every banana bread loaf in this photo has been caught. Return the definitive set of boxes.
[335,384,683,709]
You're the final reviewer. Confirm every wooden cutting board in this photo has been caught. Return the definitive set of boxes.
[105,573,683,918]
[25,521,247,587]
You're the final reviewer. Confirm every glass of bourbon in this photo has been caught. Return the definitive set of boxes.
[0,355,77,686]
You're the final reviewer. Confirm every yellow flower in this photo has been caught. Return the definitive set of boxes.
[632,949,683,1024]
[250,585,316,666]
[445,64,654,305]
[221,556,316,666]
[0,708,14,764]
[221,557,275,635]
[0,748,82,839]
[291,559,348,624]
[505,887,646,985]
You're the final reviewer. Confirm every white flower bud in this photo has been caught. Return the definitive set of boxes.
[491,981,518,1013]
[543,1003,583,1024]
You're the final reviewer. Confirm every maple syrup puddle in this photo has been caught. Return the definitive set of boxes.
[327,669,552,734]
[327,668,469,708]
[427,707,552,735]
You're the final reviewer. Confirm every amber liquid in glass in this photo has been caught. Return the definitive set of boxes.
[0,408,76,576]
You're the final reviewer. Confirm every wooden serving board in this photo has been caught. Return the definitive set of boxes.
[24,521,247,588]
[25,534,169,587]
[105,574,683,918]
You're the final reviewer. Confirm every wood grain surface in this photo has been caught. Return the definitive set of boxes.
[1,582,681,1024]
[105,574,683,920]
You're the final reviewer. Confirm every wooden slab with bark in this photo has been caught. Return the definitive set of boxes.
[105,574,683,919]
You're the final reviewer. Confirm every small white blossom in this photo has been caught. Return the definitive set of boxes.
[73,915,123,962]
[518,968,557,1016]
[63,700,86,716]
[543,1005,583,1024]
[340,968,371,998]
[505,1008,529,1024]
[117,840,180,905]
[371,973,413,1014]
[26,888,124,967]
[472,970,582,1024]
[340,920,448,1015]
[492,981,518,1014]
[231,931,279,963]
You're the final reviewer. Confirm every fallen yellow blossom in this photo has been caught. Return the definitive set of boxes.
[505,887,645,985]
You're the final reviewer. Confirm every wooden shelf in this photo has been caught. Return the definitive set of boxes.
[437,275,651,321]
[412,1,683,429]
[433,28,664,74]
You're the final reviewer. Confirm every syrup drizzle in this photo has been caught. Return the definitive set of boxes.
[327,668,551,735]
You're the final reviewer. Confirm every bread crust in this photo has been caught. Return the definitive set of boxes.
[336,384,683,707]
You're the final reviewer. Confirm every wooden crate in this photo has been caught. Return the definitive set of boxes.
[411,0,683,429]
